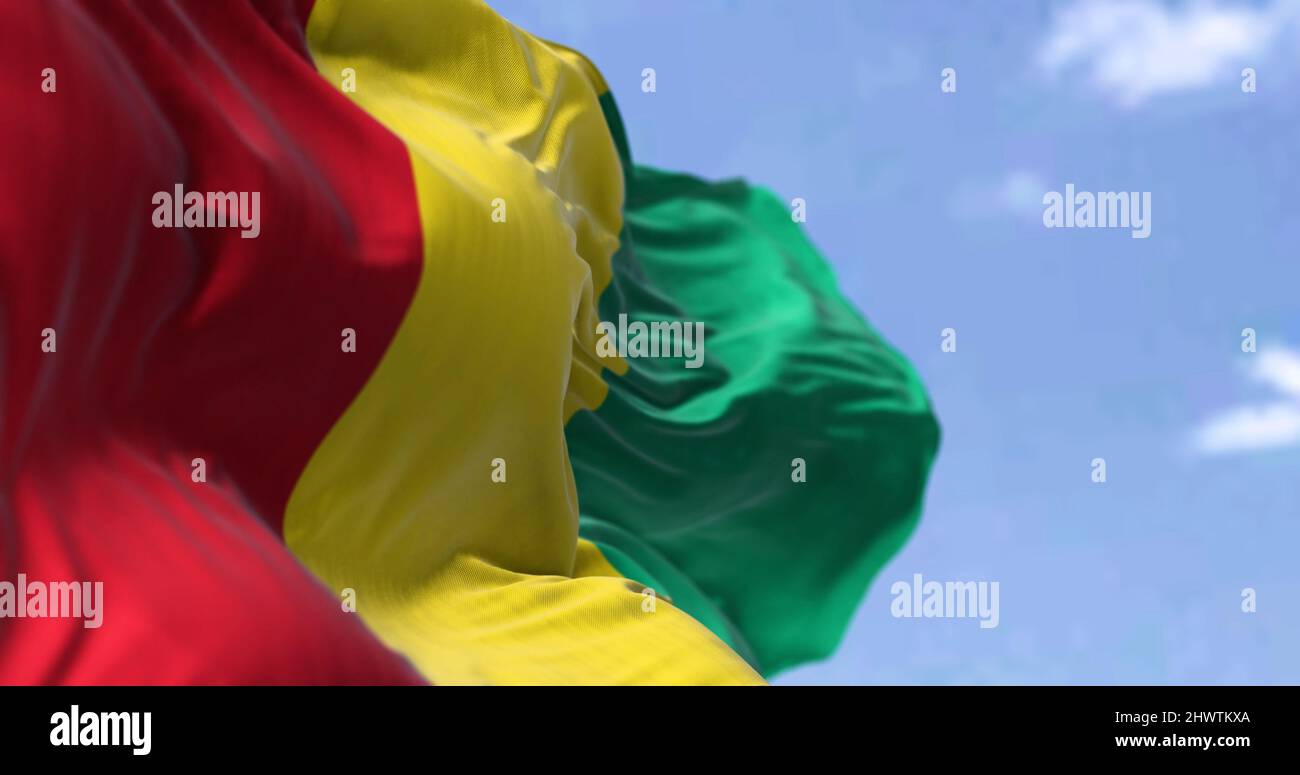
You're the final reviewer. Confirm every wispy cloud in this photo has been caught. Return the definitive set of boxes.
[1038,0,1300,107]
[1194,345,1300,455]
[950,170,1047,221]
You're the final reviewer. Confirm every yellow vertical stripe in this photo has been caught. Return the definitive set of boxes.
[286,0,761,684]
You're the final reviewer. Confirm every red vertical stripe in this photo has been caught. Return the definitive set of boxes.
[0,0,425,682]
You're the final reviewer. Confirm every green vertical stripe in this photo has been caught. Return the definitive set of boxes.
[570,93,939,677]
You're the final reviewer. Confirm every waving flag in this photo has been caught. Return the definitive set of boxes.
[0,0,937,684]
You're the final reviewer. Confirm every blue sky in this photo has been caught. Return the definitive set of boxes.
[490,0,1300,683]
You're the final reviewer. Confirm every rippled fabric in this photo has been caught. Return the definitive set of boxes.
[569,97,941,676]
[289,0,762,685]
[0,0,425,684]
[1,0,934,685]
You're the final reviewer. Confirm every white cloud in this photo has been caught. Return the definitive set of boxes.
[951,170,1047,221]
[1038,0,1300,107]
[1194,345,1300,454]
[1253,347,1300,398]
